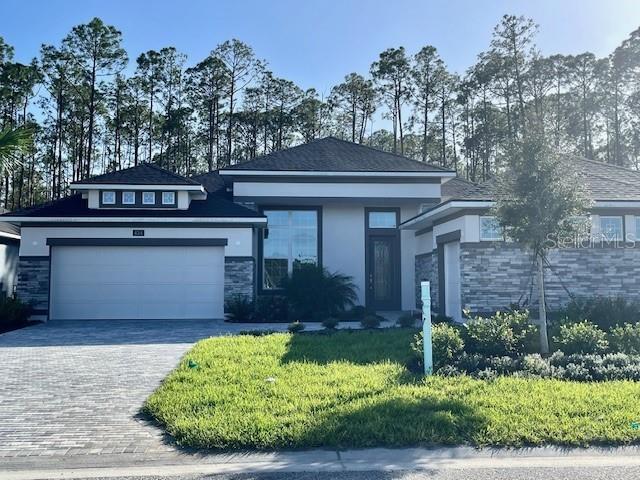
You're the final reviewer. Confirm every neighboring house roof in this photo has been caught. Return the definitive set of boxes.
[4,193,262,220]
[222,136,453,173]
[191,170,229,196]
[71,162,201,186]
[442,157,640,202]
[0,221,20,240]
[441,177,493,201]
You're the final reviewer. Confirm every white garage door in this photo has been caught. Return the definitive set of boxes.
[50,245,225,320]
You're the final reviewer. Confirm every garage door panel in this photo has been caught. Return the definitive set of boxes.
[50,245,225,320]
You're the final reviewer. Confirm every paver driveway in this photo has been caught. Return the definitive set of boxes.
[0,319,290,459]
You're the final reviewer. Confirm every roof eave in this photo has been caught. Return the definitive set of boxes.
[219,170,456,178]
[7,216,267,225]
[400,199,494,230]
[70,183,206,193]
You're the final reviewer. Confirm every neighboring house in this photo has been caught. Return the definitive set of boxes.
[401,157,640,321]
[0,218,19,297]
[4,137,454,321]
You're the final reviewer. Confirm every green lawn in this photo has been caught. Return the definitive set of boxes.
[144,329,640,449]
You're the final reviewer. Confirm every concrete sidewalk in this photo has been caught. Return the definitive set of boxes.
[3,446,640,479]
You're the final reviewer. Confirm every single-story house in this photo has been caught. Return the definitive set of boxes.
[3,137,640,322]
[5,137,453,321]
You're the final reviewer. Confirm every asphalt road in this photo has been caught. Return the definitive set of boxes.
[86,467,640,480]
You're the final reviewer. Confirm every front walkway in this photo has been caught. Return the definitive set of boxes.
[0,317,397,459]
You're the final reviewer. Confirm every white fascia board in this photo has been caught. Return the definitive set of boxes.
[71,184,205,193]
[594,200,640,208]
[219,170,456,178]
[0,231,20,240]
[9,216,266,224]
[400,200,494,230]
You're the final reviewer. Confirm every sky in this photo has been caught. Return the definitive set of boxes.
[2,0,640,97]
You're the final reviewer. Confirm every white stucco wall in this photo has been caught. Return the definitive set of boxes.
[234,181,441,199]
[400,206,417,310]
[19,226,254,257]
[320,203,419,310]
[322,205,366,306]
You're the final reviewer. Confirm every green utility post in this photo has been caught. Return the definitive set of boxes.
[421,281,433,375]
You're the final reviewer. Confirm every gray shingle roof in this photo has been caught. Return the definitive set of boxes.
[224,137,453,173]
[444,157,640,202]
[72,163,201,186]
[191,171,229,195]
[0,222,19,237]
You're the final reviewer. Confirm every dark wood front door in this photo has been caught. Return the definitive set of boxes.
[367,235,400,310]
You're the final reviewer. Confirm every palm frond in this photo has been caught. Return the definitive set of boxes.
[0,126,33,173]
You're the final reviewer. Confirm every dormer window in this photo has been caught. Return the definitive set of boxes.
[122,191,135,205]
[162,192,175,205]
[102,191,116,205]
[142,192,155,205]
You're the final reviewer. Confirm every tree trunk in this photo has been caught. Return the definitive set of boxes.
[537,253,549,354]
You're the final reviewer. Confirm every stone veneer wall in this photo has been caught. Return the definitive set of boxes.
[415,252,438,310]
[460,243,640,313]
[224,257,255,307]
[15,257,50,316]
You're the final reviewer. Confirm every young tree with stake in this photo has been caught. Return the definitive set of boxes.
[494,131,589,353]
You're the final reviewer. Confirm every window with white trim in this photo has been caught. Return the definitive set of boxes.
[122,191,135,205]
[162,191,175,205]
[599,216,623,241]
[479,216,503,241]
[142,192,155,205]
[262,210,318,290]
[102,191,116,205]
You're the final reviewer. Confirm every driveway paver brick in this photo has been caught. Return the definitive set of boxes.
[0,320,290,458]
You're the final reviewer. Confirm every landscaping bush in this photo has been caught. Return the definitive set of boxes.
[463,310,536,357]
[609,323,640,354]
[287,321,305,333]
[224,295,254,323]
[321,317,339,330]
[553,321,609,355]
[281,264,357,321]
[438,351,640,381]
[561,296,640,331]
[253,295,289,323]
[360,314,381,329]
[396,312,416,328]
[411,324,464,370]
[431,313,454,324]
[338,305,369,321]
[0,296,32,332]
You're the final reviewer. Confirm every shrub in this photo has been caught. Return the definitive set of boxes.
[432,324,464,369]
[288,321,305,333]
[224,295,255,323]
[411,325,463,371]
[281,264,357,321]
[432,313,454,324]
[322,317,339,330]
[519,354,551,378]
[254,295,289,323]
[561,296,640,331]
[360,314,381,329]
[0,296,32,331]
[397,312,416,328]
[609,323,640,354]
[338,305,369,321]
[463,310,536,357]
[553,321,609,355]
